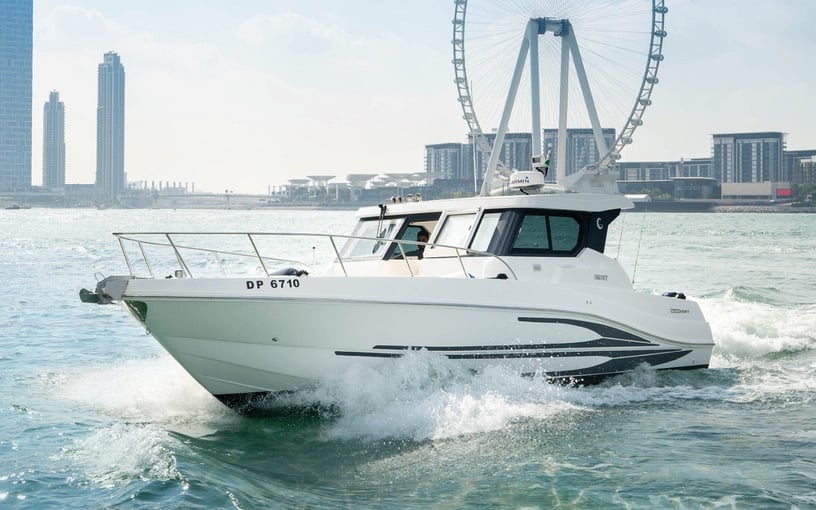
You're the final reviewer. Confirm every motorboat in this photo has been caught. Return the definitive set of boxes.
[83,184,714,411]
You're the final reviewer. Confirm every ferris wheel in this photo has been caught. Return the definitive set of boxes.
[452,0,667,195]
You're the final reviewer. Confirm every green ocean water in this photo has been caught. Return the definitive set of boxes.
[1,208,814,509]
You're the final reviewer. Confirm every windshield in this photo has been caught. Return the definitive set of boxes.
[343,218,401,258]
[510,213,581,255]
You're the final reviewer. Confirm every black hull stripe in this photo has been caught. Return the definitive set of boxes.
[373,337,654,352]
[444,349,687,360]
[541,350,693,377]
[336,351,404,358]
[517,317,653,343]
[335,349,691,361]
[372,318,659,353]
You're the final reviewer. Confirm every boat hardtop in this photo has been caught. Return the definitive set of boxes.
[356,192,633,216]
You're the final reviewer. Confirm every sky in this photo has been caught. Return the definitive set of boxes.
[32,0,816,194]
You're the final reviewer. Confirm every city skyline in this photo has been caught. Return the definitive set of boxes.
[29,0,816,193]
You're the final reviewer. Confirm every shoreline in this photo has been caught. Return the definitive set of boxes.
[712,205,816,213]
[3,201,815,213]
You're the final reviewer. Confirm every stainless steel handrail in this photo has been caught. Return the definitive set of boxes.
[112,231,519,280]
[114,235,307,274]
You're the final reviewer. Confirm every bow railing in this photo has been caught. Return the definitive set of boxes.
[112,232,518,280]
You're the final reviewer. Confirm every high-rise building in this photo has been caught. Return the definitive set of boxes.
[96,52,126,201]
[0,0,33,192]
[43,91,66,189]
[712,132,785,183]
[425,143,467,180]
[542,128,616,177]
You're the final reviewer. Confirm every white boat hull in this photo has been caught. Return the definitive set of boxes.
[115,275,713,407]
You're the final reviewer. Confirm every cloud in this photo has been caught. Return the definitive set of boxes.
[236,12,347,53]
[37,5,128,51]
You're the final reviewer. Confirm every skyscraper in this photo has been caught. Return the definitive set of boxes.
[43,91,66,189]
[0,0,33,192]
[96,52,125,202]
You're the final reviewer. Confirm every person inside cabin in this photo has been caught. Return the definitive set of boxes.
[415,227,430,259]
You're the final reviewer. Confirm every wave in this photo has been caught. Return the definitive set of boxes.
[56,356,235,432]
[700,293,816,361]
[254,352,752,442]
[64,422,183,487]
[717,285,816,307]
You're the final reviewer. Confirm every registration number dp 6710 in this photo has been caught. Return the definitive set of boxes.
[245,278,300,290]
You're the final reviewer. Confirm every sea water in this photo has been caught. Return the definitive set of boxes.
[1,208,814,509]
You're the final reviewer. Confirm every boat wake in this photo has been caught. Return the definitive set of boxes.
[701,291,816,360]
[57,356,235,430]
[248,350,740,442]
[64,422,182,487]
[309,350,583,441]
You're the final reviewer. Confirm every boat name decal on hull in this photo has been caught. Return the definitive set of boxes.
[246,278,301,290]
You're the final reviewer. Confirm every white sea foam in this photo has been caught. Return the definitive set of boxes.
[292,350,583,441]
[701,293,816,360]
[696,292,816,403]
[65,422,181,487]
[303,350,753,442]
[298,353,783,442]
[57,355,233,430]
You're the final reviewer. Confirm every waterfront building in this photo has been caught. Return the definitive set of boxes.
[672,177,721,200]
[670,157,713,179]
[0,0,33,192]
[795,156,816,186]
[469,132,532,180]
[424,142,467,180]
[784,149,816,186]
[712,132,785,183]
[543,128,615,178]
[43,91,66,190]
[617,161,671,182]
[616,157,714,181]
[96,52,126,202]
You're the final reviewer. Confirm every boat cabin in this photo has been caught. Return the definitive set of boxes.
[336,193,632,279]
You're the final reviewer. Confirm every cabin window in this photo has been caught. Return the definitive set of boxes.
[471,212,501,252]
[510,213,581,255]
[513,215,551,250]
[345,219,400,258]
[549,216,581,251]
[390,224,426,259]
[434,213,476,249]
[386,213,440,259]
